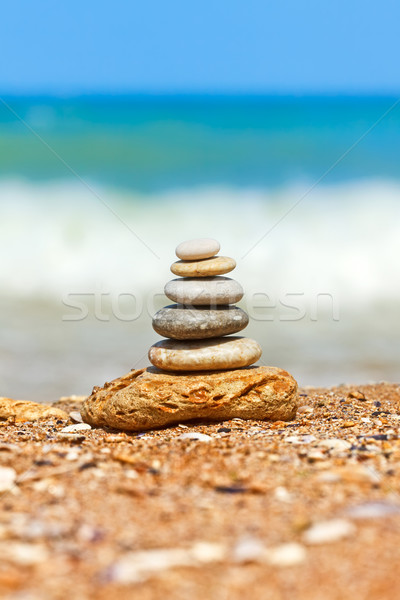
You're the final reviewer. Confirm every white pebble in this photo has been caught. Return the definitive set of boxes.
[285,435,317,445]
[0,466,16,492]
[274,486,293,502]
[233,537,265,563]
[109,541,226,584]
[265,543,306,566]
[189,542,226,563]
[318,438,351,451]
[297,405,314,414]
[344,501,400,519]
[65,450,80,461]
[178,432,212,442]
[317,471,342,483]
[110,549,191,583]
[175,238,220,260]
[69,411,84,423]
[303,519,355,544]
[61,423,91,433]
[0,542,48,566]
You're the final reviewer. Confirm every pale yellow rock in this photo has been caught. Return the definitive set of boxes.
[149,336,262,371]
[81,366,298,431]
[171,256,236,278]
[0,398,68,422]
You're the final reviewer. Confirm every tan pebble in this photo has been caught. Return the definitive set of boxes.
[56,432,85,443]
[58,395,87,402]
[316,471,342,483]
[347,390,366,400]
[104,434,127,443]
[114,482,145,497]
[291,516,312,533]
[149,336,261,371]
[382,441,394,452]
[329,465,378,484]
[307,451,326,462]
[268,454,280,462]
[342,421,356,428]
[171,256,236,277]
[271,421,290,429]
[112,452,147,470]
[0,398,68,422]
[0,443,20,453]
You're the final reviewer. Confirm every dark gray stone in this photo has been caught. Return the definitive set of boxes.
[152,305,249,340]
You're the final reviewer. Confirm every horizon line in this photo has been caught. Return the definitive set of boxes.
[1,90,399,100]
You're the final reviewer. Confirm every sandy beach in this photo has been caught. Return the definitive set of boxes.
[1,2,399,597]
[1,381,400,599]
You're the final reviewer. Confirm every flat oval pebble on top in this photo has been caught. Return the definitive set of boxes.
[148,336,262,371]
[175,238,220,260]
[171,256,236,278]
[164,276,244,305]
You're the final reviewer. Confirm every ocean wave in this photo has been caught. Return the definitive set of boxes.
[1,177,399,309]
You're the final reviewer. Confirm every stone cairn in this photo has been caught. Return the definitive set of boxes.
[148,238,262,371]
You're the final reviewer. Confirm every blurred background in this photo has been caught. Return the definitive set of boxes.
[0,0,399,401]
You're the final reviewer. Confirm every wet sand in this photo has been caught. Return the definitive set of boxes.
[1,381,400,599]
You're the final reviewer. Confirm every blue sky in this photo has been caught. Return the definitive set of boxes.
[1,0,399,94]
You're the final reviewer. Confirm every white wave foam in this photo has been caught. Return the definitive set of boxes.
[1,177,400,310]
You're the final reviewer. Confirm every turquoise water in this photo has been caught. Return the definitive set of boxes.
[1,95,399,190]
[0,95,399,400]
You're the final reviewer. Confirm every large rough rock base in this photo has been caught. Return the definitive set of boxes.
[81,366,298,432]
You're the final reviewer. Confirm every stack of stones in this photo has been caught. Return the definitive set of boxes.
[148,238,262,371]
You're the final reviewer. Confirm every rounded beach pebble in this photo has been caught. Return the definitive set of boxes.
[152,305,248,339]
[148,336,261,371]
[81,366,298,431]
[164,276,244,305]
[171,256,236,278]
[175,238,220,260]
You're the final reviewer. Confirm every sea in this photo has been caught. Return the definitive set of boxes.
[0,94,399,401]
